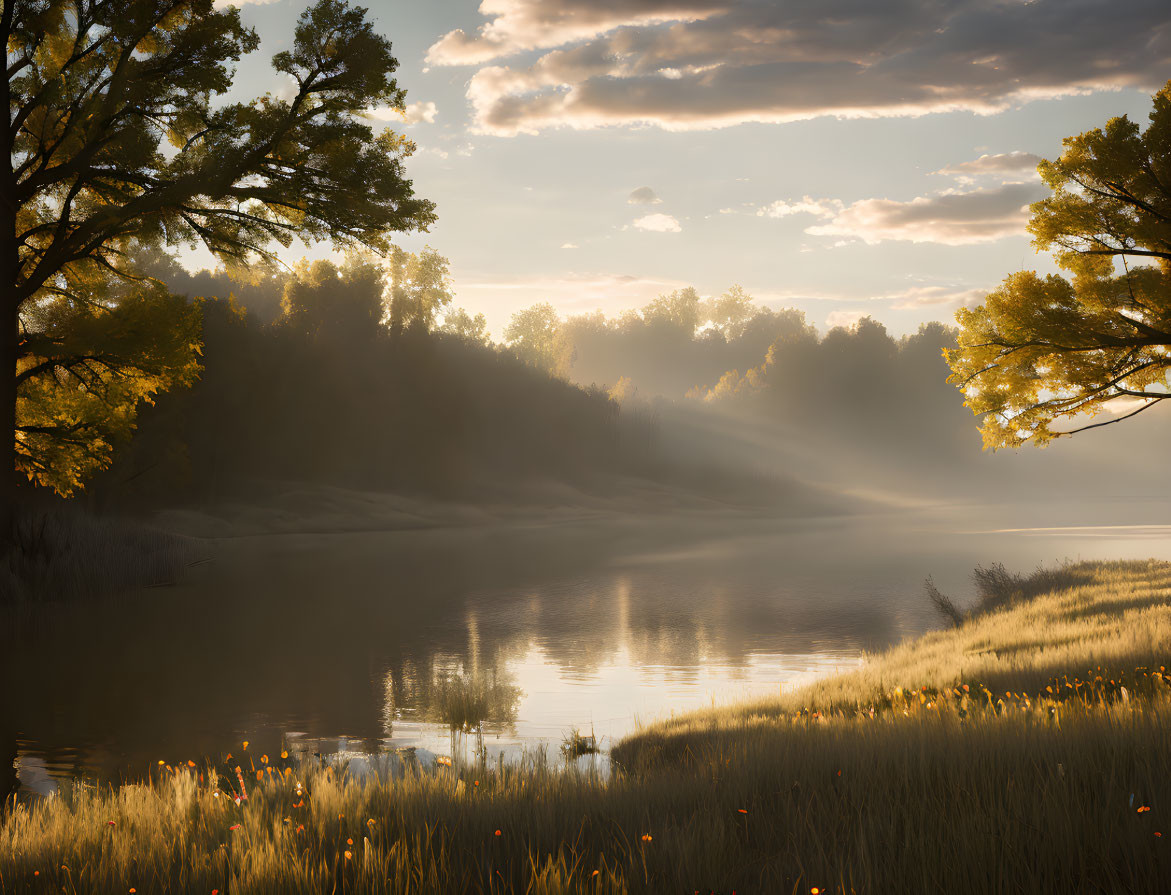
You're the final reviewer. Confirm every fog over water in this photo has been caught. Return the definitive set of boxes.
[6,493,1171,794]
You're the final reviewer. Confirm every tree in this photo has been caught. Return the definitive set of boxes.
[385,245,452,333]
[642,286,703,332]
[280,256,384,342]
[707,284,755,338]
[2,0,435,521]
[504,302,563,373]
[438,307,490,345]
[947,79,1171,449]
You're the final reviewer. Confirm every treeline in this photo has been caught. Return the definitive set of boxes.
[502,286,813,399]
[88,253,655,509]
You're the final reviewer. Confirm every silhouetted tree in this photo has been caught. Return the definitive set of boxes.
[280,257,385,342]
[1,0,435,537]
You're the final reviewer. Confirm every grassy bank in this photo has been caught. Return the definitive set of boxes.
[3,560,1170,893]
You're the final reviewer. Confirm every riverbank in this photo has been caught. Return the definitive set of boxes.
[2,559,1170,893]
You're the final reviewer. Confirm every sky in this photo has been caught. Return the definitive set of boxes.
[208,0,1171,336]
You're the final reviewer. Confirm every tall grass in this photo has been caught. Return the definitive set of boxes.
[0,505,202,605]
[3,559,1170,893]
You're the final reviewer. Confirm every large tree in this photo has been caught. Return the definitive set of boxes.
[1,0,434,524]
[947,80,1171,449]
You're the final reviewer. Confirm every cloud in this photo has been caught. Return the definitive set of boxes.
[404,101,439,125]
[435,0,1171,135]
[633,213,682,232]
[628,186,662,205]
[934,151,1043,183]
[825,310,868,330]
[883,285,989,310]
[427,1,720,65]
[756,196,842,219]
[806,182,1048,245]
[561,242,580,249]
[365,101,439,125]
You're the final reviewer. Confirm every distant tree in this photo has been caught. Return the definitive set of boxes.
[505,302,563,372]
[438,307,491,345]
[707,284,756,338]
[947,79,1171,448]
[280,256,385,341]
[385,246,453,333]
[643,287,703,332]
[1,0,435,524]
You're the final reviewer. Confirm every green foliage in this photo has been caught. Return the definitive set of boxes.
[438,307,491,345]
[17,283,202,494]
[279,256,385,341]
[385,246,453,333]
[504,302,564,373]
[5,0,434,492]
[947,79,1171,448]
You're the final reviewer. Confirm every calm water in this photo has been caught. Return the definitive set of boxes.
[5,497,1171,793]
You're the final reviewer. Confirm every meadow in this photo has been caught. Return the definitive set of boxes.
[2,559,1169,893]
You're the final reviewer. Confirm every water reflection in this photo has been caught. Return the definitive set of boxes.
[4,505,1171,797]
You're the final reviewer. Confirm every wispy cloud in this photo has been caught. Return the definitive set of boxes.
[806,182,1047,246]
[633,213,682,232]
[756,197,842,220]
[934,151,1043,184]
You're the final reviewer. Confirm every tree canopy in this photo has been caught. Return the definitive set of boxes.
[947,79,1171,448]
[3,0,435,499]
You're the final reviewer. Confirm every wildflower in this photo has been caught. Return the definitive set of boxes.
[261,754,269,764]
[962,684,969,692]
[243,741,249,750]
[281,750,289,759]
[1156,832,1163,838]
[367,819,375,827]
[495,829,502,837]
[229,824,241,831]
[296,825,305,833]
[158,760,165,766]
[345,850,352,860]
[474,780,479,786]
[641,834,652,842]
[256,771,264,781]
[188,760,196,768]
[34,871,39,877]
[737,809,748,814]
[812,889,820,894]
[592,871,600,877]
[130,889,137,893]
[347,838,353,845]
[107,820,116,827]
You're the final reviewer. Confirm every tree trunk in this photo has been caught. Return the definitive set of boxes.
[0,302,15,551]
[0,6,16,555]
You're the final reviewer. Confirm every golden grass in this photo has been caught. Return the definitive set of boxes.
[3,559,1170,893]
